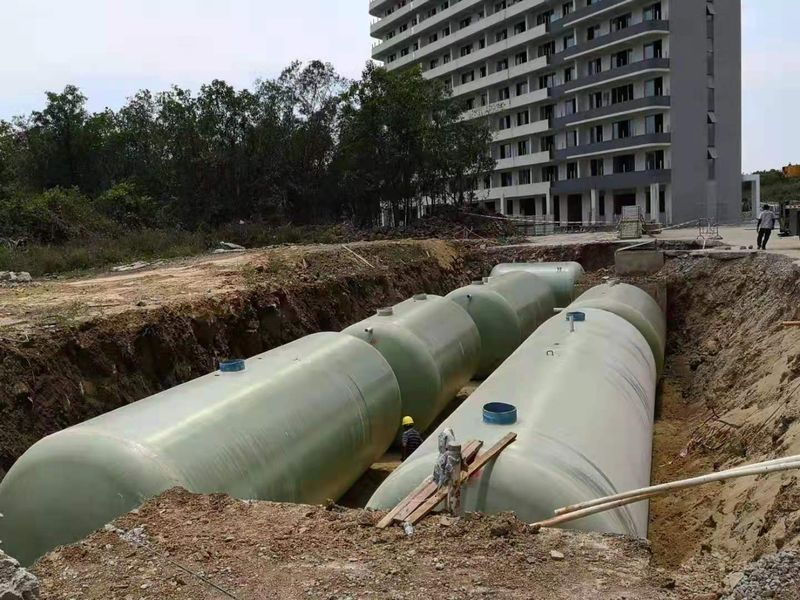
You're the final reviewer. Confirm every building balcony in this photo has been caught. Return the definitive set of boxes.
[461,88,549,121]
[550,20,669,67]
[372,0,484,53]
[484,181,552,200]
[555,0,635,31]
[551,168,671,194]
[553,132,671,160]
[426,26,549,86]
[549,58,670,97]
[553,96,671,129]
[376,0,550,67]
[495,150,553,170]
[493,119,551,142]
[448,55,549,98]
[370,0,403,18]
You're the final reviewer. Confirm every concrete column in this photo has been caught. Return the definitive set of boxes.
[546,192,553,220]
[753,177,761,215]
[590,189,598,225]
[649,183,661,222]
[499,194,507,216]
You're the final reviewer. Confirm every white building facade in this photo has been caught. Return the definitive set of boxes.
[369,0,742,226]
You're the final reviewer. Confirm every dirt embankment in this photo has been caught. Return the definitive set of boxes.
[0,239,619,474]
[648,254,800,568]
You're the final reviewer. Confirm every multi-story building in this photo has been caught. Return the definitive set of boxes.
[369,0,741,226]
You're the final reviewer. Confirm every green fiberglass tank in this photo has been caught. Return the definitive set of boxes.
[343,294,481,433]
[368,308,657,538]
[0,332,401,566]
[567,281,666,377]
[445,272,557,378]
[490,262,585,306]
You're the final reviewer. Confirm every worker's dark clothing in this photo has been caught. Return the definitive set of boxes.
[757,228,772,250]
[401,427,423,460]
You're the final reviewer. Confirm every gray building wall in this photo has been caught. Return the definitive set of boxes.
[714,0,743,223]
[670,0,713,224]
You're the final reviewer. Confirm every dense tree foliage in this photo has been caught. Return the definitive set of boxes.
[0,62,493,244]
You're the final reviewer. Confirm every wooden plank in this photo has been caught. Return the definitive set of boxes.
[376,475,433,529]
[407,433,517,525]
[377,440,484,529]
[783,321,800,328]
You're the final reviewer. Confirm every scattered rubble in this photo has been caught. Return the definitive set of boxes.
[0,550,40,599]
[724,551,800,599]
[0,271,32,283]
[111,260,151,272]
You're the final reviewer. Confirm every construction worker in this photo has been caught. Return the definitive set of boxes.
[757,204,779,250]
[400,416,422,461]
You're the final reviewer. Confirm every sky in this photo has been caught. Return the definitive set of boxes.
[0,0,794,173]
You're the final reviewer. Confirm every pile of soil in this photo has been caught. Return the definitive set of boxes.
[33,488,722,600]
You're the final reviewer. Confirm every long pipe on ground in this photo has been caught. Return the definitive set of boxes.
[533,458,800,530]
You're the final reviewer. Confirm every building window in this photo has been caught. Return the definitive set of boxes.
[541,135,554,152]
[645,113,664,134]
[567,162,578,179]
[501,172,513,187]
[564,67,574,82]
[515,51,528,65]
[644,2,662,21]
[499,115,512,129]
[496,29,508,42]
[499,87,510,100]
[613,49,632,68]
[540,105,555,121]
[646,150,665,170]
[400,47,409,57]
[562,2,573,16]
[644,40,663,60]
[610,13,631,31]
[480,66,487,77]
[589,91,603,109]
[496,59,509,72]
[516,81,528,95]
[542,165,558,182]
[461,71,475,84]
[591,159,604,176]
[613,154,635,173]
[611,84,634,104]
[612,120,631,139]
[599,191,606,216]
[518,140,529,155]
[587,24,600,41]
[565,97,577,115]
[430,59,439,69]
[590,125,604,143]
[588,58,602,75]
[563,34,575,50]
[499,144,511,159]
[645,77,664,97]
[519,169,532,185]
[538,41,556,57]
[460,17,472,28]
[514,21,526,34]
[465,98,475,110]
[566,130,578,147]
[539,73,556,89]
[517,110,530,126]
[461,45,472,57]
[537,10,554,25]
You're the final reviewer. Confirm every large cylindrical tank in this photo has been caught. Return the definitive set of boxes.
[0,332,401,566]
[567,281,666,376]
[343,294,481,433]
[489,262,585,306]
[445,272,557,378]
[368,308,657,538]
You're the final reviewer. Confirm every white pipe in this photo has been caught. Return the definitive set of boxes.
[533,460,800,530]
[553,455,800,516]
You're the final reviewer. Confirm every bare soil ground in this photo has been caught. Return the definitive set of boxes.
[33,488,725,600]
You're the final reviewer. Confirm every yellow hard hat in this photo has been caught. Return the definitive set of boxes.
[402,416,415,426]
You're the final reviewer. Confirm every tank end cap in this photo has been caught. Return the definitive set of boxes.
[219,359,246,373]
[483,402,518,425]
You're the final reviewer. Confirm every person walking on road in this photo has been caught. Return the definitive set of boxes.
[757,204,779,250]
[400,416,422,461]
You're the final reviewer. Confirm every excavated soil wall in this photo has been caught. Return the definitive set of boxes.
[0,240,619,475]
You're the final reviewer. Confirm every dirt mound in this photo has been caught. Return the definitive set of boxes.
[33,488,722,600]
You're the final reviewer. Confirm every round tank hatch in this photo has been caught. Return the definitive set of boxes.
[413,294,428,301]
[482,277,491,284]
[483,402,517,425]
[377,307,394,317]
[565,311,586,322]
[219,359,246,373]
